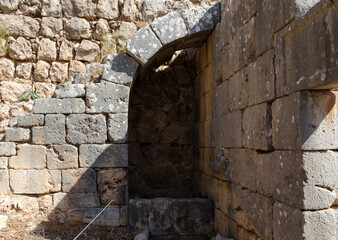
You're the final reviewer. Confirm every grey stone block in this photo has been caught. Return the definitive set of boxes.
[50,170,61,192]
[5,128,30,142]
[45,114,66,145]
[126,25,162,65]
[67,208,120,227]
[108,113,128,143]
[62,168,97,193]
[53,192,100,209]
[47,145,78,170]
[0,142,16,156]
[32,127,45,145]
[180,5,214,34]
[54,83,85,98]
[33,98,85,114]
[17,113,44,127]
[86,82,129,114]
[9,144,46,169]
[0,170,9,194]
[227,68,248,112]
[79,144,128,168]
[150,12,187,45]
[101,53,139,85]
[66,114,107,144]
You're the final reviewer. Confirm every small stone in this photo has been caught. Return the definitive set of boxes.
[64,17,91,40]
[61,0,96,18]
[0,170,9,194]
[50,62,69,83]
[0,157,7,169]
[34,60,50,82]
[37,38,57,62]
[121,0,140,22]
[5,128,30,142]
[93,19,110,41]
[17,113,44,127]
[9,37,32,60]
[141,0,167,21]
[68,60,86,79]
[33,98,85,114]
[41,17,63,39]
[9,144,46,169]
[59,39,73,61]
[114,21,137,42]
[0,58,15,81]
[54,83,85,98]
[16,62,32,80]
[97,0,119,20]
[75,40,100,62]
[41,0,62,17]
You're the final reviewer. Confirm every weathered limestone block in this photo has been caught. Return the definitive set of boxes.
[121,0,140,22]
[0,82,31,102]
[75,40,100,62]
[272,91,338,150]
[34,60,50,82]
[41,0,62,17]
[9,37,32,60]
[86,81,129,113]
[10,169,57,194]
[50,170,61,192]
[67,208,120,226]
[181,5,214,34]
[0,58,15,81]
[79,144,128,168]
[59,39,73,61]
[108,113,128,143]
[62,168,97,193]
[130,198,213,237]
[0,15,40,38]
[97,168,127,205]
[16,62,32,80]
[54,83,85,98]
[47,145,78,170]
[41,17,63,39]
[5,128,30,142]
[101,53,139,85]
[0,170,9,194]
[64,17,91,40]
[150,12,187,45]
[0,142,16,156]
[0,157,7,169]
[141,0,167,21]
[93,18,109,41]
[126,25,162,65]
[50,62,69,83]
[0,0,18,13]
[66,114,107,144]
[97,0,119,20]
[34,82,56,98]
[44,114,66,145]
[32,127,45,145]
[53,192,100,209]
[33,98,85,114]
[68,60,86,79]
[17,113,44,127]
[9,144,46,169]
[227,68,248,112]
[114,21,137,42]
[242,103,272,150]
[37,38,57,62]
[61,0,96,18]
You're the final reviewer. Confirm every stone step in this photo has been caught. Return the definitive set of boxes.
[129,198,214,239]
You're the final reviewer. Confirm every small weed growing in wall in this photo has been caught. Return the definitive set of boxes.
[17,88,41,102]
[0,26,9,55]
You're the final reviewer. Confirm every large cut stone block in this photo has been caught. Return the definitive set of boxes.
[227,68,248,112]
[54,83,85,98]
[33,98,85,114]
[272,91,338,150]
[0,142,16,156]
[17,113,44,127]
[86,82,129,113]
[9,145,46,169]
[66,114,107,144]
[67,208,120,227]
[5,128,30,142]
[108,113,128,143]
[62,168,97,193]
[10,170,58,194]
[53,192,100,209]
[0,170,9,194]
[126,25,162,66]
[101,53,139,85]
[79,144,128,168]
[44,114,66,145]
[47,145,78,170]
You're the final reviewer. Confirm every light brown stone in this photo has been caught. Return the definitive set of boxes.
[97,0,119,20]
[34,82,55,98]
[16,62,32,80]
[93,19,110,41]
[37,38,57,62]
[41,17,63,39]
[64,17,91,40]
[34,60,50,82]
[47,145,78,170]
[121,0,140,22]
[61,0,96,18]
[41,0,62,17]
[0,170,9,194]
[59,39,73,61]
[50,62,69,83]
[62,168,97,193]
[9,37,32,60]
[0,157,7,169]
[68,60,86,79]
[0,15,40,38]
[9,145,46,169]
[0,58,15,81]
[53,192,100,209]
[0,82,31,103]
[75,40,100,62]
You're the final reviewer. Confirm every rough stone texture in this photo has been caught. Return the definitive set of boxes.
[108,113,128,143]
[130,198,213,237]
[62,168,97,193]
[9,145,46,169]
[66,114,107,144]
[0,170,9,194]
[40,17,63,39]
[34,82,56,98]
[101,53,139,85]
[59,39,73,61]
[41,0,62,17]
[0,214,8,229]
[97,0,119,20]
[0,15,39,38]
[86,81,129,113]
[37,38,57,62]
[0,0,18,13]
[75,40,100,62]
[47,145,78,170]
[126,25,162,65]
[61,0,96,18]
[53,192,100,209]
[44,114,66,145]
[141,0,167,21]
[181,5,214,34]
[34,60,50,82]
[50,62,69,83]
[227,68,248,112]
[0,142,16,156]
[68,60,86,79]
[121,0,140,22]
[0,58,15,81]
[10,169,57,194]
[150,12,187,45]
[33,98,85,114]
[303,209,336,240]
[64,17,91,40]
[54,83,85,98]
[79,144,128,168]
[0,82,31,102]
[9,37,32,61]
[5,128,30,142]
[67,208,120,226]
[0,157,7,169]
[16,62,32,80]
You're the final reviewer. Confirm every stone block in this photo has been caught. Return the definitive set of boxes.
[0,82,31,102]
[10,170,57,194]
[34,60,50,82]
[67,207,120,226]
[272,91,338,150]
[68,60,86,79]
[59,39,73,61]
[180,4,215,34]
[9,37,32,60]
[9,144,46,169]
[86,82,129,113]
[0,142,16,156]
[79,144,128,168]
[97,0,119,20]
[242,103,272,150]
[37,38,57,62]
[53,192,100,209]
[50,170,61,192]
[75,40,100,62]
[101,53,139,85]
[47,145,78,170]
[62,168,97,193]
[50,61,69,83]
[32,127,45,145]
[221,40,235,81]
[41,0,62,17]
[54,83,85,98]
[0,15,40,38]
[0,58,15,81]
[0,157,7,169]
[126,25,162,66]
[16,62,32,80]
[0,170,9,194]
[0,0,18,13]
[227,68,248,112]
[17,113,44,127]
[0,215,8,229]
[108,113,128,143]
[304,209,336,240]
[41,17,63,39]
[97,168,127,205]
[64,17,91,40]
[150,12,187,45]
[61,0,96,18]
[33,98,85,114]
[66,114,107,144]
[5,128,30,142]
[44,114,66,145]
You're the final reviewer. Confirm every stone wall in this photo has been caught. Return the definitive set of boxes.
[196,0,338,239]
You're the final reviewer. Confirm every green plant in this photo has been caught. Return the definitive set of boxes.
[0,26,9,55]
[17,88,41,102]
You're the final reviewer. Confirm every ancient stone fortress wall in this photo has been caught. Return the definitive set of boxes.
[196,0,338,239]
